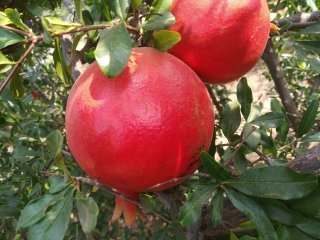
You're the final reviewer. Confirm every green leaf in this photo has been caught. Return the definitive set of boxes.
[74,0,82,23]
[98,0,112,21]
[109,0,131,20]
[42,16,81,33]
[179,181,217,227]
[200,151,231,180]
[225,188,278,240]
[243,123,261,149]
[251,112,286,128]
[18,186,71,229]
[294,45,320,73]
[297,217,320,238]
[9,70,25,99]
[82,10,94,25]
[234,151,249,175]
[4,8,29,31]
[53,38,71,85]
[140,194,157,212]
[301,132,320,143]
[260,199,306,225]
[211,189,224,226]
[224,166,318,200]
[277,225,317,240]
[237,77,253,120]
[297,99,319,138]
[0,11,12,25]
[94,24,132,78]
[142,12,176,31]
[290,187,320,218]
[295,41,320,55]
[27,188,74,240]
[0,205,18,219]
[46,130,63,159]
[132,0,142,10]
[153,30,181,52]
[0,52,16,65]
[305,0,318,11]
[76,194,99,233]
[271,98,289,141]
[300,23,320,34]
[221,101,241,140]
[151,0,173,13]
[240,237,258,240]
[230,232,239,240]
[0,29,24,50]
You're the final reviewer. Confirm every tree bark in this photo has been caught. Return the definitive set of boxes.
[262,39,300,131]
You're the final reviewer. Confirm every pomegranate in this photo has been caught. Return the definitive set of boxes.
[65,47,214,226]
[168,0,270,84]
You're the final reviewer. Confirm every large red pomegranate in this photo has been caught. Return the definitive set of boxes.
[65,47,214,226]
[168,0,270,84]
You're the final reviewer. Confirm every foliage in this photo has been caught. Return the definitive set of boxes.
[0,0,319,239]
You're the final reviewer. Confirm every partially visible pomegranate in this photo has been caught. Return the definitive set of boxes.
[168,0,270,84]
[65,47,214,226]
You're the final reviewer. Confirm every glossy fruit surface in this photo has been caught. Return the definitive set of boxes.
[65,47,214,194]
[168,0,270,84]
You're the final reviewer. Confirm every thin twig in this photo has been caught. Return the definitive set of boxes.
[0,37,37,93]
[0,24,33,37]
[248,146,273,166]
[42,171,171,224]
[224,126,257,167]
[144,172,210,191]
[205,84,223,116]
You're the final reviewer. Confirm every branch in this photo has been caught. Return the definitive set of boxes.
[0,37,37,93]
[262,39,299,131]
[274,11,320,31]
[224,126,257,167]
[287,144,320,174]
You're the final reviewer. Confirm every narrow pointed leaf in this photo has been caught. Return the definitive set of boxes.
[251,112,286,128]
[94,24,132,78]
[142,12,176,31]
[0,29,24,50]
[225,188,278,240]
[53,38,71,85]
[200,151,231,180]
[9,70,25,98]
[46,130,63,159]
[153,30,181,52]
[179,181,217,227]
[211,189,224,226]
[224,166,318,200]
[27,188,74,240]
[0,52,15,65]
[237,78,253,120]
[297,217,320,238]
[109,0,131,20]
[4,8,29,31]
[76,195,99,233]
[221,101,241,140]
[297,99,319,138]
[260,199,306,225]
[151,0,173,13]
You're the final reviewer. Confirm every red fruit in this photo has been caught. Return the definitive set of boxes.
[65,47,214,226]
[168,0,270,84]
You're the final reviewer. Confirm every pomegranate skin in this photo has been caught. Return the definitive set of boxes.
[65,47,214,193]
[168,0,270,84]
